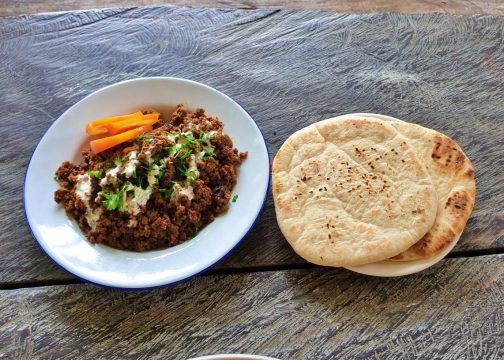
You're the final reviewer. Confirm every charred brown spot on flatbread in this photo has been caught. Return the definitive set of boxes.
[444,189,475,232]
[272,117,438,267]
[445,191,469,212]
[391,224,457,260]
[391,232,433,260]
[431,134,466,172]
[376,119,476,262]
[465,168,475,180]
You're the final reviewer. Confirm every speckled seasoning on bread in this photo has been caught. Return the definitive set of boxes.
[272,114,476,267]
[272,117,438,267]
[380,119,476,261]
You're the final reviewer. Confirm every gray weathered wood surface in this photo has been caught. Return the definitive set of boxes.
[1,255,503,359]
[1,6,503,283]
[3,0,504,17]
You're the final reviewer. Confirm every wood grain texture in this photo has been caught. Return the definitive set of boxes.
[1,255,503,359]
[1,0,504,17]
[0,7,503,283]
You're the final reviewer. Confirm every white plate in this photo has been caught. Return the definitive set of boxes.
[328,113,461,277]
[345,233,460,277]
[24,77,270,289]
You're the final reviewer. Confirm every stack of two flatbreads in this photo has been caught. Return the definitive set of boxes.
[272,115,476,267]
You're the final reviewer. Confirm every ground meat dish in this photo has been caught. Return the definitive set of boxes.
[54,105,247,251]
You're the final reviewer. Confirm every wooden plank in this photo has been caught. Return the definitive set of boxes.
[1,0,504,17]
[1,7,503,283]
[1,255,503,359]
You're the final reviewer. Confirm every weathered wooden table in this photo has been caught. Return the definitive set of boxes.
[1,4,503,359]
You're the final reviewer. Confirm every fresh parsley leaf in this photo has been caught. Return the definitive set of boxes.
[136,134,153,144]
[99,184,128,212]
[137,173,146,189]
[199,130,214,141]
[168,143,183,157]
[100,191,123,211]
[180,149,192,160]
[140,158,150,167]
[115,157,125,166]
[188,225,200,240]
[158,188,173,200]
[180,132,198,147]
[202,149,215,160]
[185,170,198,183]
[176,161,187,175]
[87,170,104,179]
[152,154,163,165]
[148,163,156,173]
[53,175,59,182]
[156,167,166,184]
[232,194,238,203]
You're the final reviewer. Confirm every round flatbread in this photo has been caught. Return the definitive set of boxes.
[272,117,438,267]
[384,120,476,261]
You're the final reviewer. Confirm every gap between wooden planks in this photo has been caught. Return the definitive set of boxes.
[1,0,503,17]
[2,249,504,290]
[1,255,503,359]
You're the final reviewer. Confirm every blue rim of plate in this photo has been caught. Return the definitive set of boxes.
[23,77,271,290]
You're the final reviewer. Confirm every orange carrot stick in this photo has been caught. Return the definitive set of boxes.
[86,111,143,135]
[104,113,159,135]
[114,113,158,125]
[107,118,159,135]
[141,113,159,121]
[89,125,153,154]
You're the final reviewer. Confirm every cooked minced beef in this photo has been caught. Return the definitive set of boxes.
[54,105,247,251]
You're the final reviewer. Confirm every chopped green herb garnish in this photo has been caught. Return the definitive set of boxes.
[155,167,166,184]
[152,154,163,165]
[202,149,215,160]
[140,158,150,167]
[99,184,129,212]
[53,175,59,182]
[158,188,173,200]
[176,161,187,175]
[232,194,238,203]
[115,157,125,166]
[180,132,198,147]
[188,225,200,240]
[136,134,153,144]
[87,170,104,179]
[168,143,183,157]
[199,130,214,141]
[185,170,198,183]
[180,149,192,160]
[137,173,146,189]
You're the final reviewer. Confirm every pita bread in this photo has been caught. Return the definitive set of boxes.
[272,117,438,267]
[384,121,476,261]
